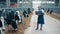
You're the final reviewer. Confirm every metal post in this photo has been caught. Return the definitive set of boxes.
[17,0,19,8]
[6,0,10,8]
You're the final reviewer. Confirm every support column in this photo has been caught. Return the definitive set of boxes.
[54,0,59,6]
[59,0,60,6]
[6,0,10,8]
[17,0,19,8]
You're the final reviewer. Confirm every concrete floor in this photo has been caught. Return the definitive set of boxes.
[24,11,60,34]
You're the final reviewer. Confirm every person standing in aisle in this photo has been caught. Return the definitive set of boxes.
[36,7,45,30]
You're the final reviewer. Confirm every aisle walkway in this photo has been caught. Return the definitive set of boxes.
[24,11,60,34]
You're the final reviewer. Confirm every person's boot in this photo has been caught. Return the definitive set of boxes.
[40,28,42,30]
[36,28,38,30]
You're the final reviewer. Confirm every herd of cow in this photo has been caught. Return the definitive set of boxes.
[0,8,31,34]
